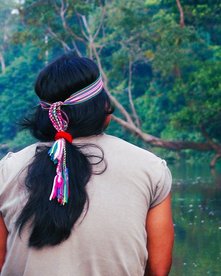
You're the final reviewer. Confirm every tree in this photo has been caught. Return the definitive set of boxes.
[0,0,19,73]
[0,46,43,147]
[1,0,221,166]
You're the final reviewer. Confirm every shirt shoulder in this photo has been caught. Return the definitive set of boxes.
[0,143,38,175]
[101,134,161,162]
[0,143,38,214]
[100,134,172,207]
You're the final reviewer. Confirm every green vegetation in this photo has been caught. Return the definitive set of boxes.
[0,0,220,165]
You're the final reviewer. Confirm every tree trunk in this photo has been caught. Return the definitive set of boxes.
[0,52,6,73]
[128,59,141,128]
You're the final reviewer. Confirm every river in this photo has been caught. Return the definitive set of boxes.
[170,162,221,275]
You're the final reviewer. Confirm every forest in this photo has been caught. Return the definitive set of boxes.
[0,0,221,167]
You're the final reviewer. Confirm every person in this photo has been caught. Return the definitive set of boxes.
[0,54,174,276]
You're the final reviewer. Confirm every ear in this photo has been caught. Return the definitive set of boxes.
[104,114,112,129]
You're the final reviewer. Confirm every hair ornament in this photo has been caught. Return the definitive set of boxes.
[48,138,69,205]
[55,131,73,143]
[40,75,103,205]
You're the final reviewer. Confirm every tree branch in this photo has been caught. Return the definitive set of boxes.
[0,52,6,73]
[92,44,135,125]
[46,27,71,51]
[128,59,141,128]
[92,7,106,41]
[176,0,185,28]
[112,115,215,151]
[57,1,85,42]
[210,153,221,168]
[78,14,135,125]
[71,39,82,57]
[75,13,90,40]
[93,43,135,125]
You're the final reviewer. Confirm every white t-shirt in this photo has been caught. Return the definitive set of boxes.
[0,134,172,276]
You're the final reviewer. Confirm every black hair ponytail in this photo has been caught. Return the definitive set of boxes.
[16,54,113,248]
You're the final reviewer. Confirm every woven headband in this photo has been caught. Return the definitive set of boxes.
[40,75,103,108]
[39,75,104,205]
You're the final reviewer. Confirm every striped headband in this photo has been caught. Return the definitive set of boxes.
[39,75,103,205]
[40,75,103,108]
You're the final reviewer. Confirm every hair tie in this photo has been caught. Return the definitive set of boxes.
[55,131,73,143]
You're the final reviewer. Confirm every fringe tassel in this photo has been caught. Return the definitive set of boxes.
[48,139,69,205]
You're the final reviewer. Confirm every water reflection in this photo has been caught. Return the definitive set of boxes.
[170,162,221,276]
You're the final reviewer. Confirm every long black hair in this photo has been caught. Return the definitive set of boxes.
[16,54,113,248]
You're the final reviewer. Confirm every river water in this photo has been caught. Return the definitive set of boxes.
[170,162,221,275]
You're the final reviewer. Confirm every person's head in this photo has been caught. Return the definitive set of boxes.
[17,54,113,248]
[30,53,113,141]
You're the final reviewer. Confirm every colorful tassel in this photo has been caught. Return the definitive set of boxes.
[48,137,69,205]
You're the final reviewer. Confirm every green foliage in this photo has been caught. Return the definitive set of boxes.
[0,45,43,146]
[0,0,220,162]
[169,60,221,142]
